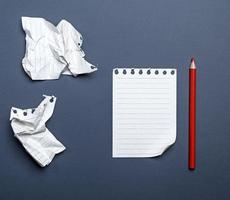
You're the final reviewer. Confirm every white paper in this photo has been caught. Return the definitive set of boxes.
[10,95,65,167]
[113,68,177,157]
[21,16,97,80]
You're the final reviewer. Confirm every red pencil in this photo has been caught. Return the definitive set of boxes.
[189,58,196,170]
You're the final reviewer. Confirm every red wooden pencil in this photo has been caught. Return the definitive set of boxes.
[189,57,196,170]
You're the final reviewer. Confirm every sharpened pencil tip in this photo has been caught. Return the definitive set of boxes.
[190,57,196,69]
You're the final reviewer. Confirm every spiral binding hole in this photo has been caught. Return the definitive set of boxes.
[114,68,174,75]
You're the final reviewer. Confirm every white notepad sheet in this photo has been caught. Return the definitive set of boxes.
[113,68,177,157]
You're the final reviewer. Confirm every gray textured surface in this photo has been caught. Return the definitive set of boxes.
[0,0,229,199]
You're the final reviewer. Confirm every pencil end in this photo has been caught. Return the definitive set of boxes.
[190,57,196,69]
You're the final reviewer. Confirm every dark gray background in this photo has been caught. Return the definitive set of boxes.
[0,0,229,199]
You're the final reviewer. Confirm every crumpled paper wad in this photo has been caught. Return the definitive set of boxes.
[10,95,65,167]
[21,16,97,80]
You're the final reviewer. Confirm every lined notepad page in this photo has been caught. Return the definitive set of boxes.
[113,68,177,157]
